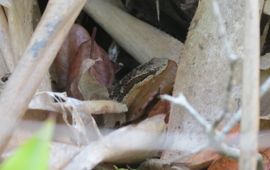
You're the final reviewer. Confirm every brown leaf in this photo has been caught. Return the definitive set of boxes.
[88,41,116,88]
[180,150,220,170]
[207,148,270,170]
[78,69,109,100]
[208,149,270,170]
[208,157,237,170]
[148,100,170,123]
[261,148,270,170]
[50,24,90,91]
[67,36,115,99]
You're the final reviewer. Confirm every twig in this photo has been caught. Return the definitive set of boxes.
[161,94,211,131]
[162,94,262,164]
[212,1,241,127]
[220,110,241,135]
[0,0,86,152]
[213,4,260,170]
[162,94,237,157]
[239,0,260,169]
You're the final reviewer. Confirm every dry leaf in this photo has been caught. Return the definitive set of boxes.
[207,121,270,170]
[78,69,109,100]
[208,149,270,170]
[178,150,220,170]
[148,100,170,123]
[67,37,115,99]
[64,115,166,170]
[261,148,270,170]
[5,115,165,170]
[53,25,115,100]
[208,157,237,170]
[51,24,90,91]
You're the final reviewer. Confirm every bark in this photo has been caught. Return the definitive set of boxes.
[163,0,244,159]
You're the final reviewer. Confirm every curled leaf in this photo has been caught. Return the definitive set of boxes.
[67,37,115,99]
[50,24,90,91]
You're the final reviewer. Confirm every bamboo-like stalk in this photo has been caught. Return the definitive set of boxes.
[84,0,183,63]
[239,0,260,169]
[0,2,51,92]
[0,0,86,151]
[4,0,39,62]
[3,1,52,92]
[0,6,15,73]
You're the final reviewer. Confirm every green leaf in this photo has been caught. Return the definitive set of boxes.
[0,120,54,170]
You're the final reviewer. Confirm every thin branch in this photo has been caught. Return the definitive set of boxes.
[162,94,262,163]
[212,1,241,127]
[161,94,211,130]
[239,0,260,169]
[220,110,241,135]
[162,94,236,156]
